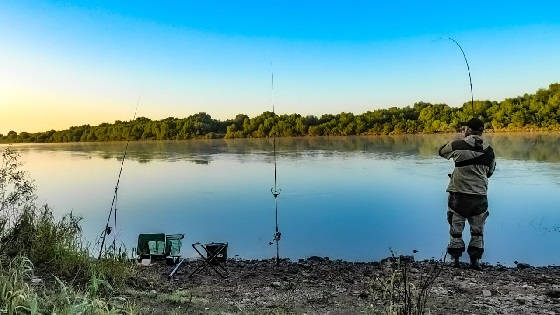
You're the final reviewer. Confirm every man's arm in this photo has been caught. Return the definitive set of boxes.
[438,141,454,159]
[487,158,496,178]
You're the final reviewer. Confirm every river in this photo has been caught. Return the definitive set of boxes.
[3,133,560,265]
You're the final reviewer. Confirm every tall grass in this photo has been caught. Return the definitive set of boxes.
[0,256,37,314]
[0,147,136,313]
[0,256,137,314]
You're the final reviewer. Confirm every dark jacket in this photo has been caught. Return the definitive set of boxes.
[439,135,496,196]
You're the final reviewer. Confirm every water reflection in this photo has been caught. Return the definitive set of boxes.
[1,133,559,266]
[7,133,560,164]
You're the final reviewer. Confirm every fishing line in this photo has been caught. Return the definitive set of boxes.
[448,37,475,117]
[98,101,139,259]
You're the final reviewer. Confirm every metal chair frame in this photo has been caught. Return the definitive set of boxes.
[188,242,229,278]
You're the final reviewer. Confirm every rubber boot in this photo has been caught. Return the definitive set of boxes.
[453,256,460,268]
[470,256,481,270]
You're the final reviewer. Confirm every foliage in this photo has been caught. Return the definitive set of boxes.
[2,84,560,144]
[0,148,36,232]
[0,147,136,314]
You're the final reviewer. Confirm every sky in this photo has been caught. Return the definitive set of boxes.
[1,1,560,134]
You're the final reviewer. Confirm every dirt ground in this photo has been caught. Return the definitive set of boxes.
[124,257,560,314]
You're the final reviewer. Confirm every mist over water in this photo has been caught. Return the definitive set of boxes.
[4,133,560,266]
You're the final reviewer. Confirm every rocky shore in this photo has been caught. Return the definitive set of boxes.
[126,257,560,314]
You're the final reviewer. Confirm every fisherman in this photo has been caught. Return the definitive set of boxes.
[438,118,496,270]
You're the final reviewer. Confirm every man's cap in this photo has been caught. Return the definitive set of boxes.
[462,118,484,131]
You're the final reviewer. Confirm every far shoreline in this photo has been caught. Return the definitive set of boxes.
[2,129,560,146]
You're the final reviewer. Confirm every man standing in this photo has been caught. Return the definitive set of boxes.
[438,118,496,270]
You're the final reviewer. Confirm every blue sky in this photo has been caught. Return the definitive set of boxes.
[1,1,560,133]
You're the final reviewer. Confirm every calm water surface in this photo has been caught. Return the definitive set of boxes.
[4,134,560,265]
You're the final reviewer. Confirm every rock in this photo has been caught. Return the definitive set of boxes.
[514,261,531,269]
[307,256,325,262]
[130,255,560,313]
[545,288,560,299]
[379,257,395,265]
[31,277,42,284]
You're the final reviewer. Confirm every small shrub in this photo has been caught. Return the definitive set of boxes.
[372,255,444,315]
[94,253,134,289]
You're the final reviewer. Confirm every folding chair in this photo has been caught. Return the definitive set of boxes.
[188,242,229,278]
[137,233,166,260]
[137,233,184,259]
[165,234,184,264]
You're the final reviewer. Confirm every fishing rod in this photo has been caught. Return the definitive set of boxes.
[448,37,475,117]
[269,69,282,266]
[98,103,138,259]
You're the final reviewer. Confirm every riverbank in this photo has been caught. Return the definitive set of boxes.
[2,128,560,145]
[124,257,560,314]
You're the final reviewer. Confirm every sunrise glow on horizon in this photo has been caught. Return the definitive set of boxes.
[1,1,560,134]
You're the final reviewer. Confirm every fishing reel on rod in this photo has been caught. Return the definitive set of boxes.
[94,225,111,258]
[95,225,126,258]
[269,231,281,246]
[270,187,281,198]
[268,187,282,246]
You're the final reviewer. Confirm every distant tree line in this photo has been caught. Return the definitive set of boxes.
[2,83,559,143]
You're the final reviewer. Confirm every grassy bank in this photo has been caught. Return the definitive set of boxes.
[1,147,136,314]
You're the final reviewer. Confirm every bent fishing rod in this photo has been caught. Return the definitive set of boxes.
[98,104,138,259]
[448,37,475,117]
